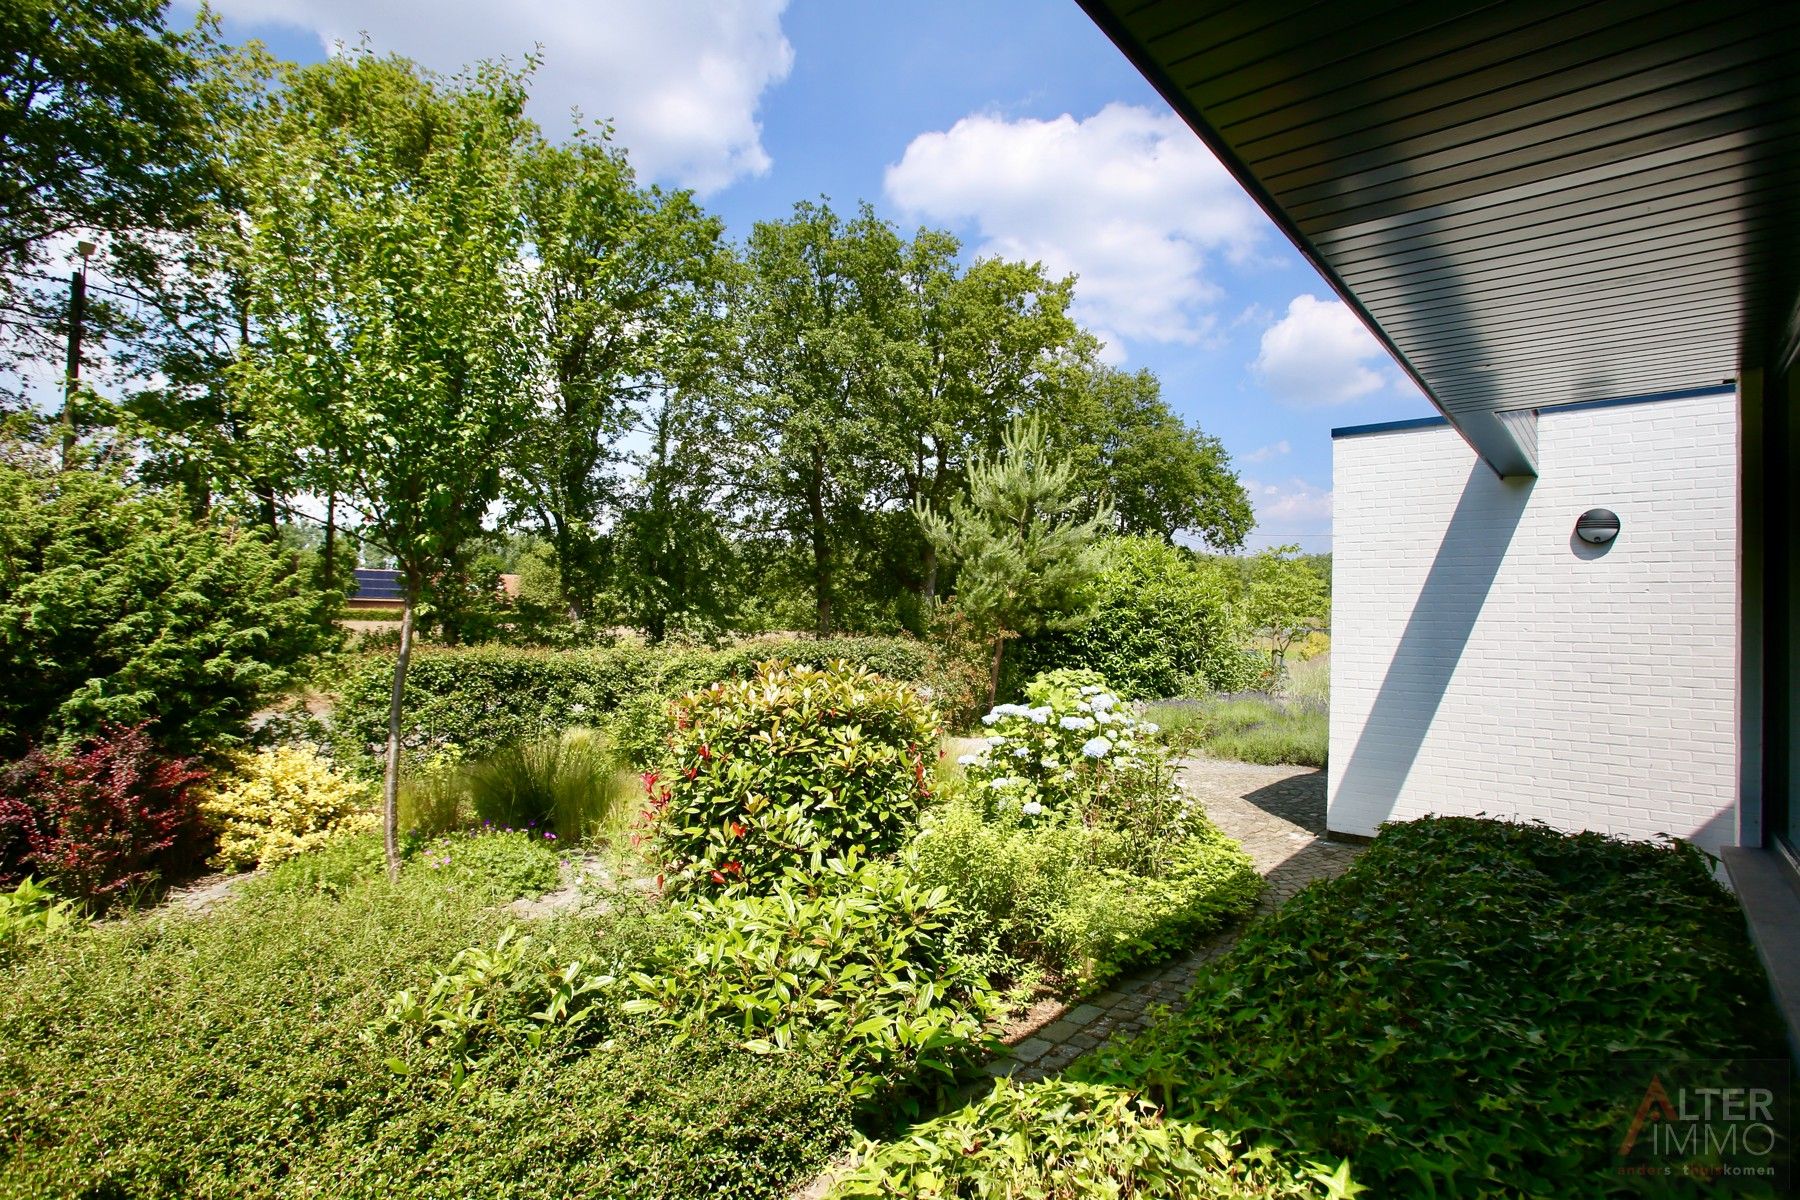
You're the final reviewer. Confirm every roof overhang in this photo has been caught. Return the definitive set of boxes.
[1078,0,1800,477]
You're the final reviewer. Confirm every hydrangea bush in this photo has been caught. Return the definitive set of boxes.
[959,669,1168,824]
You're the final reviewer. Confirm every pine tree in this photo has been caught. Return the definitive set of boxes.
[915,417,1111,705]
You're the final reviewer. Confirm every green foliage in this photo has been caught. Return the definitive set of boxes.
[0,838,847,1199]
[648,661,938,895]
[1077,818,1788,1198]
[1144,696,1328,768]
[199,744,375,870]
[827,1078,1344,1199]
[917,417,1110,701]
[333,636,938,774]
[620,856,999,1110]
[0,459,336,756]
[1245,546,1330,670]
[452,729,631,841]
[0,877,83,963]
[1017,536,1261,698]
[911,795,1261,991]
[406,828,562,901]
[380,926,617,1087]
[1051,364,1254,550]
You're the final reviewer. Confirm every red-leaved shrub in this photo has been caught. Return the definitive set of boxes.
[0,724,210,908]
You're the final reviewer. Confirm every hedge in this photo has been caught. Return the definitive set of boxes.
[333,636,938,770]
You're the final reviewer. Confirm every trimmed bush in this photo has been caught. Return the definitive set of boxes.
[827,1078,1343,1199]
[1076,818,1790,1198]
[0,724,209,908]
[199,744,375,870]
[0,461,337,757]
[647,661,938,896]
[332,636,938,772]
[1012,536,1259,699]
[620,856,999,1111]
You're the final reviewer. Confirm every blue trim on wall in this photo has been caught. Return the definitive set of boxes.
[1331,415,1450,439]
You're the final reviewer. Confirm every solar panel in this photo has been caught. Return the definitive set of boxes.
[351,568,406,602]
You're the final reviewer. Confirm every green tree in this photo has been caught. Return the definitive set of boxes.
[236,51,536,877]
[1052,364,1252,548]
[507,130,734,620]
[915,417,1110,705]
[737,200,904,636]
[1245,545,1330,671]
[0,0,217,384]
[0,448,335,758]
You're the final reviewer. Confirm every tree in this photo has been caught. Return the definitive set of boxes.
[236,51,536,878]
[0,0,217,386]
[915,416,1111,705]
[1245,545,1330,671]
[1051,364,1252,548]
[507,130,734,620]
[0,450,335,759]
[737,200,903,635]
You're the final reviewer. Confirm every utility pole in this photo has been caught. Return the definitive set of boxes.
[61,239,96,470]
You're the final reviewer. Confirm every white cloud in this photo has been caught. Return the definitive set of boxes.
[1243,439,1290,463]
[1245,477,1332,527]
[1251,294,1399,407]
[198,0,794,194]
[884,103,1263,352]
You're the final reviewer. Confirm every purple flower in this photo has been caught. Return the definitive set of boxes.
[545,832,557,841]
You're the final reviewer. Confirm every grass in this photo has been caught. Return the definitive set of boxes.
[398,728,638,843]
[1145,692,1327,768]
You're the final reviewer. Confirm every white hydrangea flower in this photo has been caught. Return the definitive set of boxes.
[1040,755,1057,768]
[1026,707,1051,724]
[1075,700,1092,713]
[980,712,1000,726]
[1013,747,1031,759]
[956,753,981,766]
[1058,715,1095,731]
[1081,736,1112,758]
[987,776,1021,789]
[985,735,1007,749]
[1020,800,1043,816]
[1079,685,1103,696]
[1090,693,1116,712]
[1142,722,1160,734]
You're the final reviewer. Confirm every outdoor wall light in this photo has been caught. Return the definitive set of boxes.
[1575,509,1621,545]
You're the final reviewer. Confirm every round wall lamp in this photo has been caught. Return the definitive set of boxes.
[1575,508,1621,545]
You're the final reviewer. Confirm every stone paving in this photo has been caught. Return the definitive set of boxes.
[987,756,1364,1083]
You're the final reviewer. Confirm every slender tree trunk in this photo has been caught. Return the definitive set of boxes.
[807,444,832,637]
[255,480,277,534]
[987,635,1005,709]
[381,584,418,883]
[323,488,337,591]
[921,543,939,603]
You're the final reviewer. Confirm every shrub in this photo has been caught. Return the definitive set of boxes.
[959,670,1167,824]
[827,1078,1345,1199]
[332,636,939,773]
[406,828,563,901]
[0,877,82,962]
[455,728,632,841]
[0,724,209,908]
[1013,536,1260,699]
[0,844,848,1199]
[199,744,375,871]
[0,461,337,757]
[646,661,939,895]
[619,856,999,1110]
[911,796,1260,990]
[1077,818,1790,1198]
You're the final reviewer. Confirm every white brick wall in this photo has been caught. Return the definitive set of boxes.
[1328,393,1740,852]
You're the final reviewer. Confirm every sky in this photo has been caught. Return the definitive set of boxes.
[189,0,1437,553]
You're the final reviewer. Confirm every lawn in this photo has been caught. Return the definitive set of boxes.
[1145,691,1328,768]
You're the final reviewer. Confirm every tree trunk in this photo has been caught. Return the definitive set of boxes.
[987,635,1005,709]
[380,586,417,883]
[255,480,277,534]
[323,489,337,592]
[808,444,832,637]
[921,542,938,603]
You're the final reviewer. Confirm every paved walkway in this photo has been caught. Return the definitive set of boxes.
[990,756,1363,1082]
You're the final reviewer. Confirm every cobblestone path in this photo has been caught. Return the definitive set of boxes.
[990,757,1363,1082]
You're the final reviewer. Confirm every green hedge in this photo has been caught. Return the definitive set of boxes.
[333,636,937,770]
[1076,818,1789,1197]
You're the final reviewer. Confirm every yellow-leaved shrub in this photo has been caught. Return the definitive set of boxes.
[201,745,375,871]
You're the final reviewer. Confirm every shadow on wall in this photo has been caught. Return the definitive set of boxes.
[1332,461,1534,834]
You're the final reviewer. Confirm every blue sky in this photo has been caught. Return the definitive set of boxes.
[199,0,1437,553]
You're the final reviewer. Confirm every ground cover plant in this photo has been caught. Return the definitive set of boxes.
[0,832,851,1199]
[1071,818,1790,1197]
[827,1078,1347,1199]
